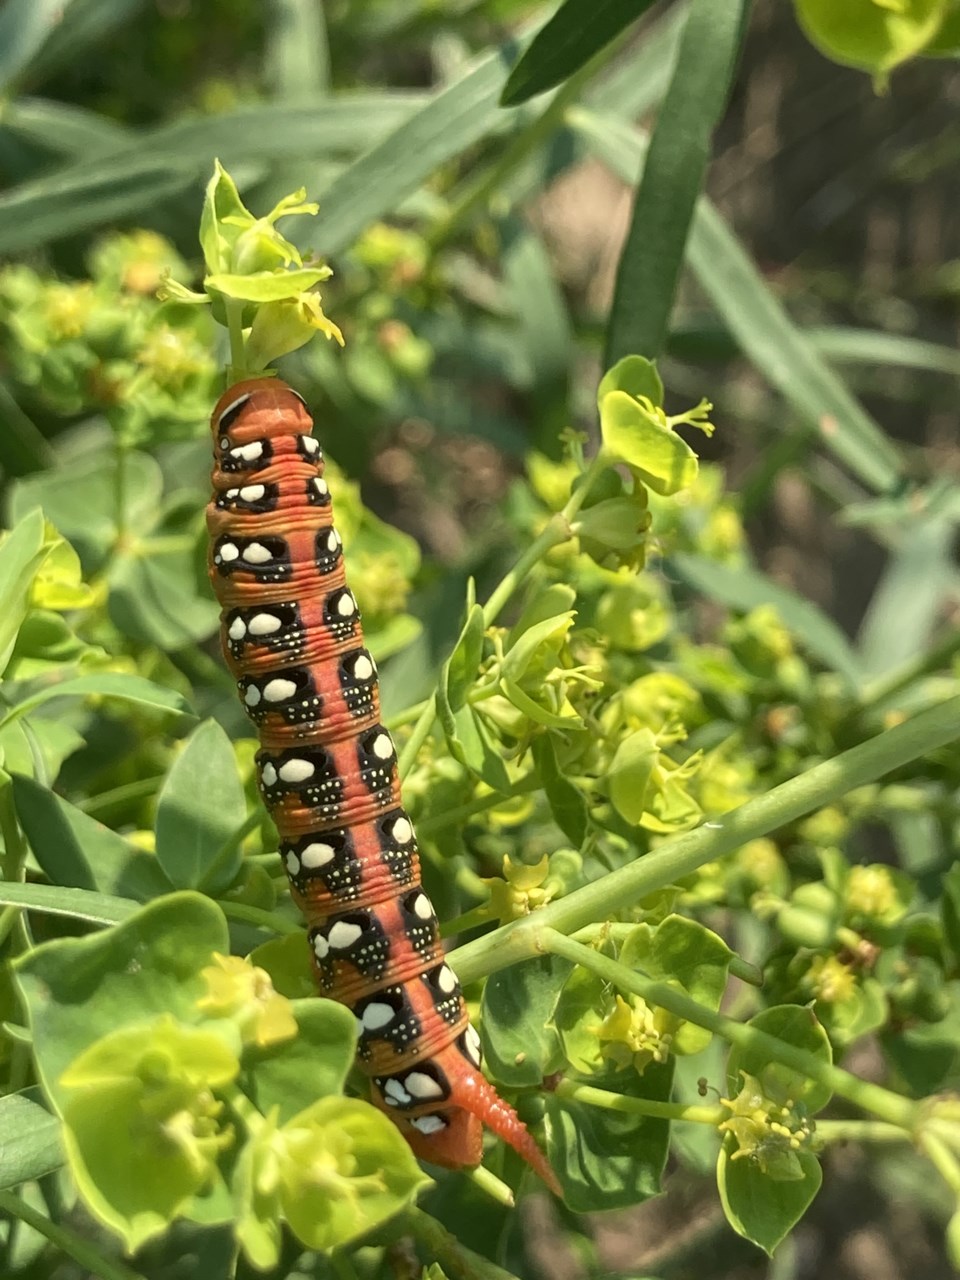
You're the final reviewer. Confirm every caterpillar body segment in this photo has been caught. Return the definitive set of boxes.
[207,378,559,1196]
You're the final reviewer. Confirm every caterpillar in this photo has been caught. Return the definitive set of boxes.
[206,377,559,1196]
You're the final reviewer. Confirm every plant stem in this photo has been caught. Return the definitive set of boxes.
[416,773,539,838]
[398,458,607,781]
[814,1119,909,1144]
[542,930,919,1131]
[448,694,960,986]
[0,1189,146,1280]
[225,299,247,379]
[571,922,763,987]
[466,1163,516,1207]
[860,625,960,706]
[218,900,301,936]
[554,1078,724,1125]
[402,1208,521,1280]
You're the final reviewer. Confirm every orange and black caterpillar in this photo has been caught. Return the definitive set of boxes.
[206,378,559,1195]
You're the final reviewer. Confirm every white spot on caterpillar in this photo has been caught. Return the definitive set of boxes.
[300,841,335,869]
[301,435,320,455]
[405,1072,444,1100]
[225,488,239,499]
[336,592,356,617]
[437,966,457,995]
[351,654,373,680]
[412,1114,446,1135]
[313,477,328,497]
[263,678,297,702]
[227,617,247,640]
[278,757,314,783]
[370,733,394,761]
[219,437,230,450]
[361,1003,395,1031]
[410,893,433,921]
[243,542,273,564]
[230,441,263,462]
[260,762,277,787]
[217,394,251,428]
[464,1024,482,1066]
[327,529,341,551]
[249,613,282,636]
[328,921,362,949]
[239,484,266,502]
[312,934,330,959]
[244,684,262,707]
[391,817,413,845]
[384,1078,411,1105]
[285,851,300,875]
[218,542,240,562]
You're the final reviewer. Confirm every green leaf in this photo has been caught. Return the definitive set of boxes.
[439,599,485,717]
[0,1091,63,1190]
[154,720,246,893]
[855,519,954,679]
[0,880,138,927]
[480,955,569,1087]
[606,728,659,825]
[206,267,332,302]
[244,999,358,1125]
[532,737,589,847]
[717,1141,822,1255]
[598,355,664,408]
[0,97,425,254]
[0,508,49,677]
[304,33,529,256]
[501,0,660,105]
[605,0,748,363]
[599,392,699,495]
[795,0,947,73]
[621,915,732,1054]
[672,553,863,688]
[12,774,171,901]
[726,1005,834,1115]
[0,97,131,160]
[575,111,906,494]
[2,672,191,729]
[12,893,230,1110]
[0,0,74,94]
[542,1060,673,1212]
[444,705,512,793]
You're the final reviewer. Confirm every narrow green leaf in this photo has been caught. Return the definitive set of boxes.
[0,97,131,159]
[0,508,48,676]
[0,880,138,927]
[440,601,485,716]
[0,0,73,94]
[856,520,955,679]
[605,0,748,364]
[501,0,660,106]
[267,0,330,98]
[303,37,530,256]
[154,720,246,892]
[13,774,171,901]
[2,672,191,729]
[0,97,425,254]
[575,111,906,495]
[0,380,55,476]
[532,737,589,847]
[808,326,960,377]
[0,1091,63,1189]
[671,554,862,688]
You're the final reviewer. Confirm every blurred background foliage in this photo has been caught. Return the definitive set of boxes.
[1,1,960,1278]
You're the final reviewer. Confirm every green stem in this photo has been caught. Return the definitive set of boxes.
[416,772,539,838]
[222,1084,266,1138]
[225,299,247,380]
[0,779,26,884]
[384,697,431,732]
[428,61,597,252]
[218,900,301,936]
[571,922,763,987]
[542,929,918,1131]
[402,1208,521,1280]
[553,1078,724,1125]
[398,457,607,781]
[921,1130,960,1195]
[0,1189,146,1280]
[814,1119,909,1144]
[448,694,960,986]
[465,1163,515,1207]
